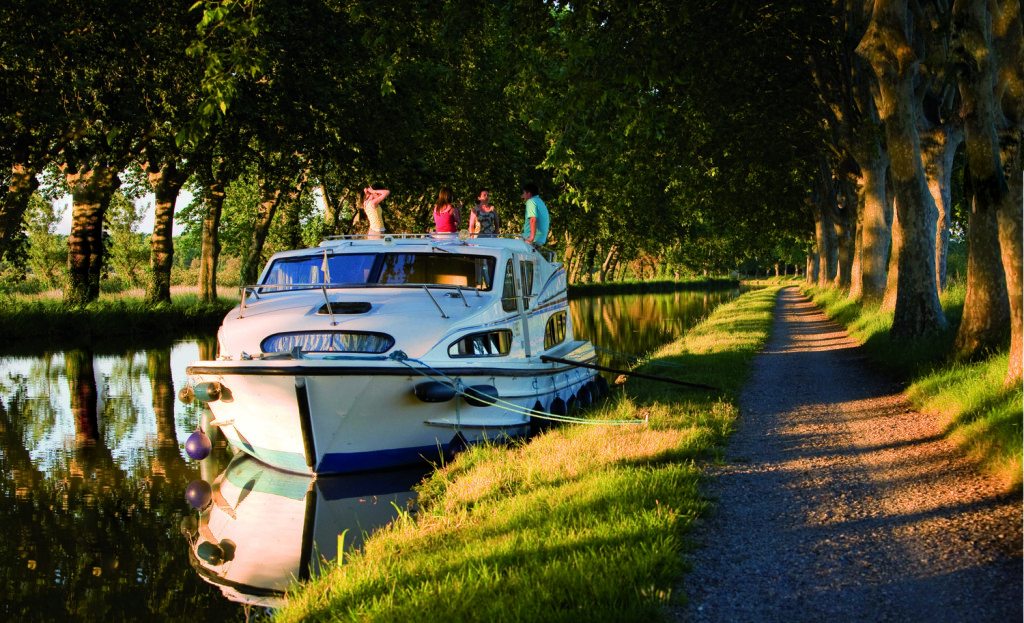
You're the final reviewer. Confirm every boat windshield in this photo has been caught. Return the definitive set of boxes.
[261,253,378,290]
[259,252,496,291]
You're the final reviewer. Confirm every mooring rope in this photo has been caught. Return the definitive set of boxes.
[594,346,690,369]
[387,351,643,426]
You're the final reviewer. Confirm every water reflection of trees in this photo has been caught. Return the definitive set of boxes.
[571,289,739,369]
[0,344,238,620]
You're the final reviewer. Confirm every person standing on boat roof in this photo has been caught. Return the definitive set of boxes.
[520,182,549,248]
[362,183,390,239]
[433,187,462,233]
[468,188,500,237]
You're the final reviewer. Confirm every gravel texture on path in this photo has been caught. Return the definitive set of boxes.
[673,287,1022,623]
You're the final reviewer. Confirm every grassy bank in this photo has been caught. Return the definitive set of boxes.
[0,287,236,350]
[273,286,782,622]
[802,283,1022,490]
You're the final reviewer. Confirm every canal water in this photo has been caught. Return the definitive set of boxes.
[0,287,741,621]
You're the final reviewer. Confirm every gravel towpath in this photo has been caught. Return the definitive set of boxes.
[674,287,1022,623]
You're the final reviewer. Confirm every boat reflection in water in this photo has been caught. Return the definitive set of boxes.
[182,452,427,609]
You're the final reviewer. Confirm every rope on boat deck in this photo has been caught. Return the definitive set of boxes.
[387,351,644,426]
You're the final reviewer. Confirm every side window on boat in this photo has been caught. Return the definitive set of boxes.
[260,254,377,289]
[448,330,513,358]
[501,259,517,312]
[377,254,495,289]
[544,311,567,349]
[261,331,394,354]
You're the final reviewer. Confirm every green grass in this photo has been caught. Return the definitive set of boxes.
[0,286,237,350]
[273,287,782,623]
[802,282,1021,490]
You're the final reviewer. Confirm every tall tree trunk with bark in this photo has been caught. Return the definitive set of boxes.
[858,0,948,338]
[63,165,121,306]
[920,124,963,292]
[241,172,307,285]
[0,159,39,263]
[851,153,891,300]
[199,158,228,303]
[834,175,856,289]
[952,0,1023,383]
[955,184,1009,355]
[145,157,188,304]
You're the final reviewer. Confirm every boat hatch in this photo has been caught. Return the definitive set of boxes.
[317,302,372,315]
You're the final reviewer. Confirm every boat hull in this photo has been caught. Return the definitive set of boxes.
[187,347,599,475]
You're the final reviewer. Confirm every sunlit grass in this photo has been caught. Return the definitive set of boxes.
[273,287,783,622]
[802,282,1021,490]
[0,288,236,347]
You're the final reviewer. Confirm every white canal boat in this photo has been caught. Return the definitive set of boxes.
[185,233,603,475]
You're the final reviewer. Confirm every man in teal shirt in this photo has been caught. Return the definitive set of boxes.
[520,183,549,248]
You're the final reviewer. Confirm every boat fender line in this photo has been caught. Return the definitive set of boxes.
[390,354,642,427]
[414,381,457,403]
[539,355,720,391]
[464,384,499,407]
[194,382,222,403]
[294,378,318,470]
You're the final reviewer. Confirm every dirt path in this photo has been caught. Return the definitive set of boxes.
[674,287,1022,623]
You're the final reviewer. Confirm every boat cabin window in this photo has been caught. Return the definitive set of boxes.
[261,253,377,289]
[377,253,494,289]
[544,311,567,349]
[261,331,394,354]
[448,330,513,358]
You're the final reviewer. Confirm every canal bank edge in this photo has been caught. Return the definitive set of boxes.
[270,287,783,622]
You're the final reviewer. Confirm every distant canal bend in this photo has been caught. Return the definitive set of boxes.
[0,286,743,621]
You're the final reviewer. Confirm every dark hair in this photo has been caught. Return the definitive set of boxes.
[480,188,489,194]
[371,183,385,190]
[521,183,539,196]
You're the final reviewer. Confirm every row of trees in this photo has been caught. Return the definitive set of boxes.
[1,0,1019,383]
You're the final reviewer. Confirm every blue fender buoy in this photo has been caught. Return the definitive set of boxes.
[567,394,578,414]
[185,429,213,460]
[185,479,213,510]
[596,375,610,397]
[414,381,456,402]
[464,384,499,407]
[550,397,567,417]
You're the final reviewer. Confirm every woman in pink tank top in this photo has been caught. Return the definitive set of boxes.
[433,187,462,233]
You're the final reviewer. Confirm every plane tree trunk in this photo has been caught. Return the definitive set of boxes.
[858,0,948,338]
[145,156,188,305]
[63,164,121,306]
[952,0,1024,383]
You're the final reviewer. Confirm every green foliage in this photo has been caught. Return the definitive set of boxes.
[24,194,68,290]
[104,192,150,288]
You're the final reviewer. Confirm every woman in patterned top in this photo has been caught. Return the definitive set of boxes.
[468,188,500,237]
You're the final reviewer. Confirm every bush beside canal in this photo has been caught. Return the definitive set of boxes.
[802,283,1022,491]
[272,287,782,623]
